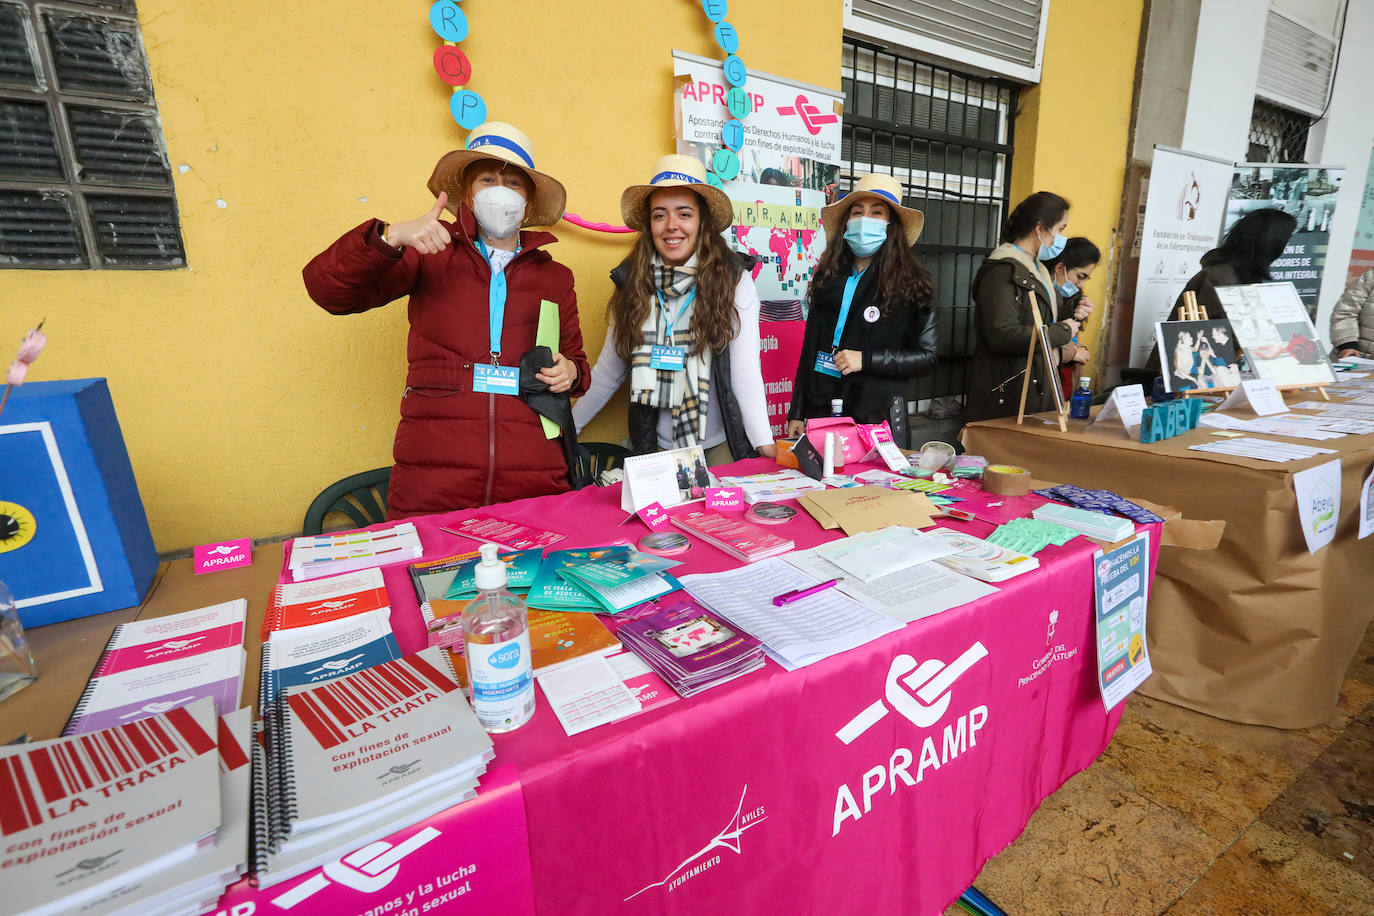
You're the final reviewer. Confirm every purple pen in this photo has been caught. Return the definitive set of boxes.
[773,578,842,607]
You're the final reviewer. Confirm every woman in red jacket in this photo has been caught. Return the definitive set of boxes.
[303,122,590,518]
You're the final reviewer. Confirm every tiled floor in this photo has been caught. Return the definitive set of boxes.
[948,619,1374,915]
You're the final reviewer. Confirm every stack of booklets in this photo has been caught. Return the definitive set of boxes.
[253,648,493,889]
[445,608,624,688]
[527,546,681,613]
[3,698,251,916]
[445,514,565,550]
[65,599,247,735]
[286,522,423,582]
[616,598,765,697]
[259,609,401,707]
[1031,502,1136,542]
[409,549,540,647]
[672,509,794,562]
[261,567,392,640]
[923,527,1040,582]
[716,469,827,503]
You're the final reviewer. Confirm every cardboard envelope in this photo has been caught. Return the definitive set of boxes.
[797,486,938,535]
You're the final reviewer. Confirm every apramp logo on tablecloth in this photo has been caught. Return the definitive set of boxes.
[272,827,444,908]
[623,786,767,901]
[830,643,990,836]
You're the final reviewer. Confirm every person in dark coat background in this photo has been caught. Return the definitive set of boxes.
[963,191,1080,424]
[1042,237,1100,397]
[786,173,938,449]
[1173,207,1297,319]
[302,122,590,518]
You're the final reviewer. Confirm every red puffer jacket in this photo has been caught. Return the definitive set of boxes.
[302,207,590,518]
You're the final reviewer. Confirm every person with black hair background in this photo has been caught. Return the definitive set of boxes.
[964,191,1080,423]
[1173,207,1297,319]
[1042,237,1100,397]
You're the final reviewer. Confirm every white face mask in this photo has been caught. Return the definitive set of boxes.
[472,185,526,239]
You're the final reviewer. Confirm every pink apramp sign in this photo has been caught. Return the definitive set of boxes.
[704,487,745,511]
[194,538,253,574]
[636,501,673,531]
[218,764,533,915]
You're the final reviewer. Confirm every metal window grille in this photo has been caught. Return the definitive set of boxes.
[0,0,183,268]
[841,38,1017,406]
[1247,97,1312,164]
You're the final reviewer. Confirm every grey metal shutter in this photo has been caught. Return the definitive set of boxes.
[0,3,37,88]
[0,189,85,265]
[847,0,1046,80]
[1255,9,1337,118]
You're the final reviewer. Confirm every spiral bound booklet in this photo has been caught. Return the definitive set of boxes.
[0,698,222,916]
[270,648,492,841]
[258,610,401,708]
[262,568,391,640]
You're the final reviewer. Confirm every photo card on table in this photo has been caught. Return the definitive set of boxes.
[1155,319,1242,393]
[1214,282,1337,389]
[620,444,715,513]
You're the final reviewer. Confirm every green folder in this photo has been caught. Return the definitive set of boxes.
[537,299,560,439]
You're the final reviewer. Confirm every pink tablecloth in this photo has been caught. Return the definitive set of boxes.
[282,459,1158,916]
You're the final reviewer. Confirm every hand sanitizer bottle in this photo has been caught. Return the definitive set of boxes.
[462,543,534,733]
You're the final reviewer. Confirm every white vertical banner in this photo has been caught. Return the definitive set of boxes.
[1128,146,1235,367]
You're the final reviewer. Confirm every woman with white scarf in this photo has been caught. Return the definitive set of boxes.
[573,155,776,463]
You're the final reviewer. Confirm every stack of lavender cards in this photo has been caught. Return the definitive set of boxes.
[1033,484,1164,524]
[617,599,765,697]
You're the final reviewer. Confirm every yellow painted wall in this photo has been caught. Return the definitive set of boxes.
[1011,0,1145,359]
[7,0,841,552]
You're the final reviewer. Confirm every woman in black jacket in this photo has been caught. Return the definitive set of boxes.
[1173,207,1297,319]
[786,173,937,448]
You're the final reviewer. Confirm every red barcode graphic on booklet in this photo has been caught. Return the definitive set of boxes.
[286,654,461,750]
[217,714,251,774]
[0,707,215,836]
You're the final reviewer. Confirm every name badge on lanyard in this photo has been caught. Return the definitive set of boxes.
[473,363,519,394]
[653,287,695,372]
[651,345,686,371]
[814,269,864,378]
[476,237,520,396]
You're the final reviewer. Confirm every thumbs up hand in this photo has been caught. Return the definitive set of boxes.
[385,192,453,254]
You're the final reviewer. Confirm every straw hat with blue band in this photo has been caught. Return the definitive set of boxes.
[821,173,925,247]
[427,122,568,228]
[620,154,735,232]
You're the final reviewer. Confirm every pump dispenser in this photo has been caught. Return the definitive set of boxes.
[462,543,535,733]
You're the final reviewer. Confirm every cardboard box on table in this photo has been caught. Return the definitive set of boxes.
[962,409,1374,729]
[0,378,158,627]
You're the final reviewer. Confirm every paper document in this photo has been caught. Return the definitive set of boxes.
[678,558,903,671]
[812,526,955,582]
[538,654,642,736]
[784,548,997,624]
[1187,437,1338,462]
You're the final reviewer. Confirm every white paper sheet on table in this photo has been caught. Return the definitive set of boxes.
[1187,437,1338,462]
[678,558,903,671]
[784,548,997,624]
[812,526,955,582]
[537,654,642,736]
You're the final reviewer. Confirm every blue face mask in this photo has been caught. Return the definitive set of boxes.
[1057,280,1079,298]
[844,217,888,258]
[1038,232,1067,261]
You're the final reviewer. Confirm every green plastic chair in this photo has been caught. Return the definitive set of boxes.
[303,467,392,535]
[576,442,630,487]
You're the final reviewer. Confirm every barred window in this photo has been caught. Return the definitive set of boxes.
[842,38,1017,406]
[1247,98,1312,165]
[0,1,184,269]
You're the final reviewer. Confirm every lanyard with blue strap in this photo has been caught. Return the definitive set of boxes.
[650,287,695,371]
[472,236,522,394]
[814,269,865,378]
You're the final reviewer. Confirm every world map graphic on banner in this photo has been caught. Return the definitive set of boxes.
[672,51,844,313]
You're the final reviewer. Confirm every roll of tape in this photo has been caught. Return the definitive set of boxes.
[982,464,1032,496]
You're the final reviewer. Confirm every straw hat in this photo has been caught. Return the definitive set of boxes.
[821,173,925,246]
[620,154,734,231]
[427,122,567,227]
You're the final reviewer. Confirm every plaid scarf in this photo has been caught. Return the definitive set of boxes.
[630,254,713,447]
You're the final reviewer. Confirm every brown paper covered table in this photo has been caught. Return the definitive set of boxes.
[962,406,1374,729]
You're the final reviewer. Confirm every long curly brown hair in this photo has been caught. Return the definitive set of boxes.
[608,191,740,361]
[811,202,933,317]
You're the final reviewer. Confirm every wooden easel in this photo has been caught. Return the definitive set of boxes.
[1016,294,1068,432]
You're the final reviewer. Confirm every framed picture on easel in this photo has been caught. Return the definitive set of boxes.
[1214,282,1336,389]
[1155,319,1242,393]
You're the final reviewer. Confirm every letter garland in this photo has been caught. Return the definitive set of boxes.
[425,0,749,229]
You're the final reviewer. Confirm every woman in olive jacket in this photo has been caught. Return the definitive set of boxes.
[963,191,1082,424]
[786,173,938,448]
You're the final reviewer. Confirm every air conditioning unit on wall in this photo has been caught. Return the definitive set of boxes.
[843,0,1049,84]
[1256,8,1338,117]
